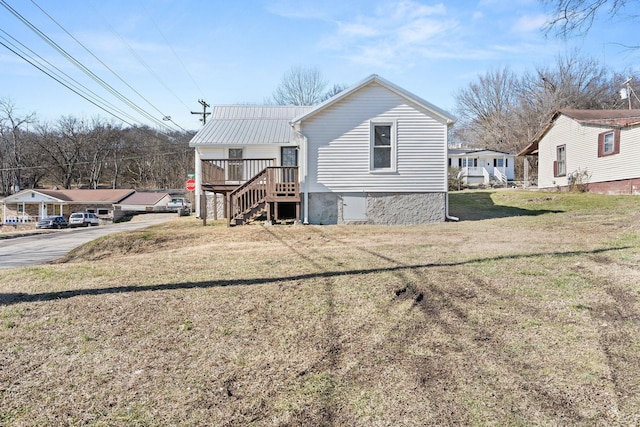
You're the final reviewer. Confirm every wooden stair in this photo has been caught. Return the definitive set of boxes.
[228,167,300,226]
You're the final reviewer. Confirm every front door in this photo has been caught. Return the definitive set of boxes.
[228,148,243,181]
[281,147,298,182]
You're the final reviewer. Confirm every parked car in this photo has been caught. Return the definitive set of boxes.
[36,216,69,229]
[69,212,100,227]
[166,197,192,215]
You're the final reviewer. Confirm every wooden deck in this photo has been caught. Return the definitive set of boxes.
[199,159,300,225]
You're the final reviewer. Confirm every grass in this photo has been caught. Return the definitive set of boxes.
[1,189,639,425]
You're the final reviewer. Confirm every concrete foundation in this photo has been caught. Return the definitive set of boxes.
[306,192,446,225]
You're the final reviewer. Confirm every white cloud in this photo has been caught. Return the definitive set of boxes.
[511,14,549,33]
[319,0,461,69]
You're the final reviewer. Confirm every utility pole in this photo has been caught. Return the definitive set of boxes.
[191,99,211,125]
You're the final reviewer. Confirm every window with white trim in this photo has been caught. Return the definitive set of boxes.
[370,122,395,171]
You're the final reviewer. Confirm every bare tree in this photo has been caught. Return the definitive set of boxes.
[454,68,522,152]
[0,99,36,195]
[541,0,634,42]
[272,66,328,106]
[321,83,349,102]
[517,52,618,139]
[36,117,91,189]
[454,52,626,158]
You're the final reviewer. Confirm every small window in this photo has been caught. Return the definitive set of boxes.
[460,158,477,168]
[598,130,620,157]
[494,158,508,167]
[555,145,566,177]
[98,209,109,215]
[370,122,395,171]
[86,209,95,213]
[281,147,298,167]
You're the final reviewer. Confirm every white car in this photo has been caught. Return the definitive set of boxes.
[69,212,100,227]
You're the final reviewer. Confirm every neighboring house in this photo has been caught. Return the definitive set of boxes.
[190,74,456,225]
[519,109,640,194]
[448,148,515,186]
[114,192,173,214]
[1,189,135,224]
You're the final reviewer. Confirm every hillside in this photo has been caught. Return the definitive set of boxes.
[1,190,639,426]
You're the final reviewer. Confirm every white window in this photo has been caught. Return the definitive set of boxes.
[460,158,477,168]
[495,158,504,167]
[603,132,614,154]
[370,122,396,171]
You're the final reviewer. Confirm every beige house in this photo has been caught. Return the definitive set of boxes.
[519,109,640,194]
[1,189,135,224]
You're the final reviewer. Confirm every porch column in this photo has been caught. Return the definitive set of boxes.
[503,155,507,187]
[524,156,529,189]
[194,150,202,218]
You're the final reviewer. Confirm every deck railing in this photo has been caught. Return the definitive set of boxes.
[201,158,276,185]
[228,166,299,225]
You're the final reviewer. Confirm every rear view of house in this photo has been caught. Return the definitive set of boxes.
[190,75,455,225]
[520,109,640,194]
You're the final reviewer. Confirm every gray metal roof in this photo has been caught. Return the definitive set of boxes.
[190,105,313,145]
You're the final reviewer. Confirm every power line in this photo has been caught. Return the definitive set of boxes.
[138,0,208,102]
[0,0,181,133]
[30,0,187,132]
[0,29,141,126]
[0,36,136,127]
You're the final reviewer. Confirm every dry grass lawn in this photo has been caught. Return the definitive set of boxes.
[1,190,639,426]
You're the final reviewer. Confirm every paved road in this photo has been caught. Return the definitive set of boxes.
[0,214,177,269]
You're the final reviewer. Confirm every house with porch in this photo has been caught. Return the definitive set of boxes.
[519,109,640,194]
[448,148,515,187]
[190,74,456,225]
[1,189,135,224]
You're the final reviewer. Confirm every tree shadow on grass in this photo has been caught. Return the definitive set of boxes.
[449,191,562,221]
[0,246,628,307]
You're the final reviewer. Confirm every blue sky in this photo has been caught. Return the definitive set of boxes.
[1,0,638,131]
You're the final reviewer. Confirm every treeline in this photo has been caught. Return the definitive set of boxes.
[0,99,194,197]
[452,52,639,154]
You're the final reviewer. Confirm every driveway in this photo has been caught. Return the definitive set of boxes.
[0,214,178,269]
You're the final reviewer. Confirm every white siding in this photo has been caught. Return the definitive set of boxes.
[539,115,640,188]
[196,145,283,163]
[301,83,447,193]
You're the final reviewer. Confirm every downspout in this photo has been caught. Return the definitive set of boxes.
[445,194,459,222]
[292,126,309,224]
[445,127,458,222]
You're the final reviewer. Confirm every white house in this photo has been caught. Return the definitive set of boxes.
[519,109,640,194]
[448,148,515,186]
[190,74,456,225]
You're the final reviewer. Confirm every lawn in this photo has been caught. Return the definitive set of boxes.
[1,190,639,426]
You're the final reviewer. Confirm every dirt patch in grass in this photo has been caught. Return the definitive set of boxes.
[1,191,640,425]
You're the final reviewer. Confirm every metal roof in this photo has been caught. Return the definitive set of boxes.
[119,191,170,206]
[190,105,313,146]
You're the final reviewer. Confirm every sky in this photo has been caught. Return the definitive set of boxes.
[1,0,638,132]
